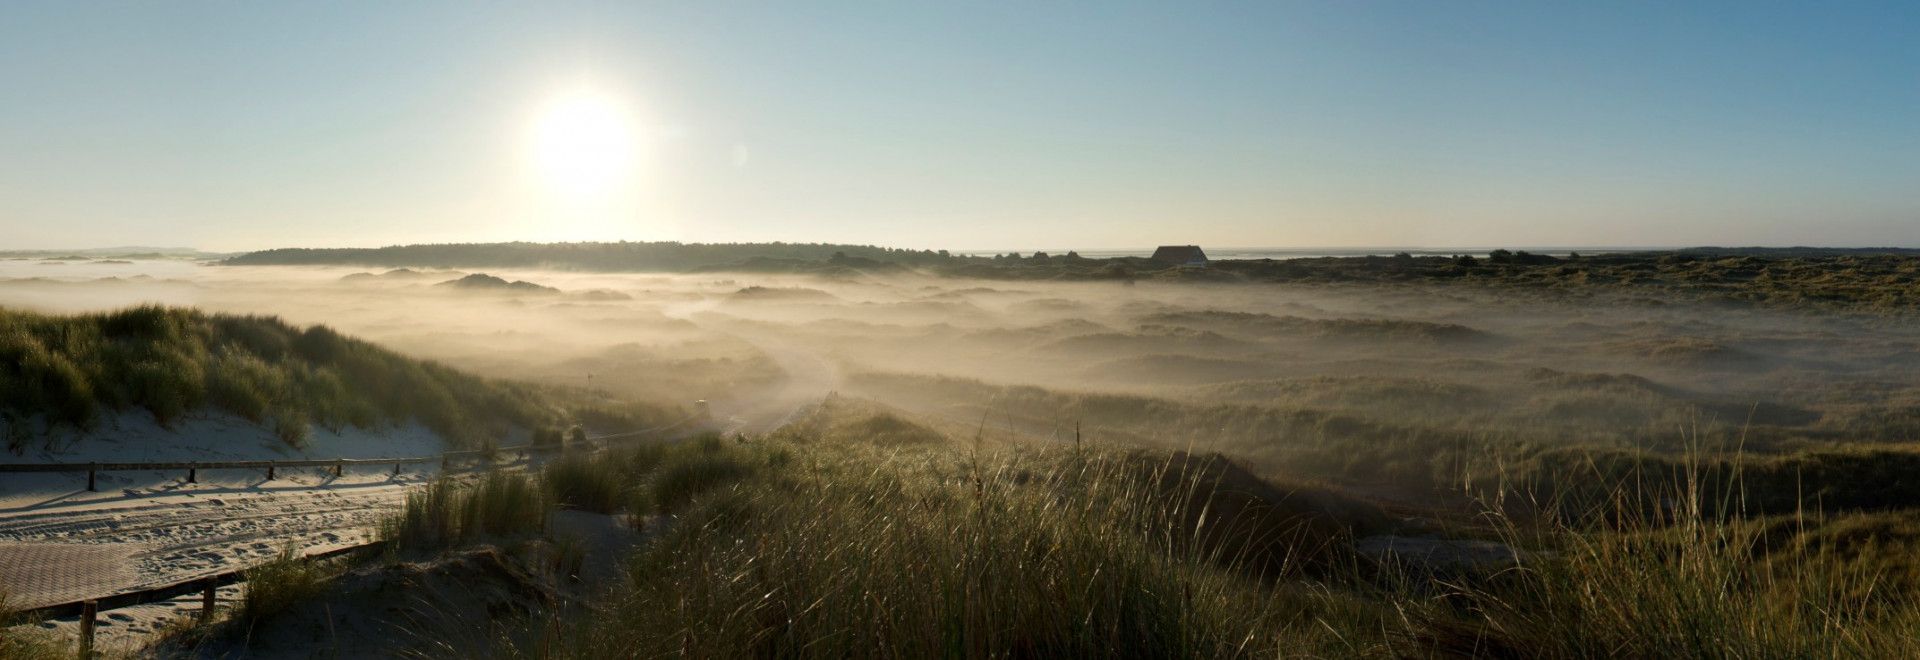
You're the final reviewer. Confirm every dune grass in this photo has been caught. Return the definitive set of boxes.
[492,399,1920,658]
[0,593,66,660]
[0,305,677,449]
[380,471,552,552]
[236,547,335,627]
[529,419,1394,658]
[1407,466,1920,658]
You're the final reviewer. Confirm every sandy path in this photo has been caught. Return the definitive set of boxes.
[0,478,416,611]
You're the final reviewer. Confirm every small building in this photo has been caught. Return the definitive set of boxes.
[1150,245,1209,267]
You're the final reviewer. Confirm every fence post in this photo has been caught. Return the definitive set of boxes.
[78,599,97,658]
[87,463,97,492]
[200,579,217,624]
[187,463,197,484]
[392,462,401,476]
[333,460,343,477]
[267,461,276,480]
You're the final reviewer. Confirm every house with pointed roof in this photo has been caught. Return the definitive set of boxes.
[1150,245,1209,267]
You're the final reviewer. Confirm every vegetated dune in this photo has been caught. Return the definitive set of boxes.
[1603,336,1758,369]
[771,397,949,446]
[955,319,1112,347]
[436,273,560,294]
[0,305,670,451]
[1081,353,1286,385]
[1005,297,1088,314]
[16,255,1920,656]
[525,402,1402,657]
[1193,376,1498,417]
[572,289,632,301]
[921,285,1033,300]
[170,544,569,659]
[341,268,465,282]
[1137,310,1495,345]
[1039,326,1257,358]
[724,285,840,302]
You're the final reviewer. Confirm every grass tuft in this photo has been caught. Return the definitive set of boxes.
[237,547,332,627]
[381,471,551,552]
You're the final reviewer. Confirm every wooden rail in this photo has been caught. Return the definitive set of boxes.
[0,412,708,654]
[13,541,386,623]
[0,410,704,492]
[0,445,556,491]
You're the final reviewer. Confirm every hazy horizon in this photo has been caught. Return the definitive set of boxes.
[5,3,1918,251]
[12,241,1920,261]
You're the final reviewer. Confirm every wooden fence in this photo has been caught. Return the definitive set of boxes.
[0,412,707,654]
[0,443,569,492]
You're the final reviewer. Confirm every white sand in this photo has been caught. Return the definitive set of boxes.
[2,412,444,508]
[0,413,450,613]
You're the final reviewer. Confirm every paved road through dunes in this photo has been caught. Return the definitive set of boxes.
[0,479,413,611]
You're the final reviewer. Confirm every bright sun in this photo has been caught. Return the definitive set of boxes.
[529,90,638,199]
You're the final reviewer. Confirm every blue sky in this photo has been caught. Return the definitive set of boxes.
[1,2,1915,251]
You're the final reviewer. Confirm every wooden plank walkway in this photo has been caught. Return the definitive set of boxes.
[0,542,146,610]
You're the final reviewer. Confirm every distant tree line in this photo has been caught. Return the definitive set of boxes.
[224,241,966,272]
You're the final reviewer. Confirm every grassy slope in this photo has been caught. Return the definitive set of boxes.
[116,400,1920,657]
[515,404,1920,657]
[0,305,673,450]
[531,411,1394,657]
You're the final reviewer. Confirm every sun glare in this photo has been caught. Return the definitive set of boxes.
[529,90,638,199]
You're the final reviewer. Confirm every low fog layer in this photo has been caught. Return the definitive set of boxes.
[4,257,1913,484]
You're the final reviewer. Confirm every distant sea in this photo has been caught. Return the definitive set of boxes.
[964,247,1656,260]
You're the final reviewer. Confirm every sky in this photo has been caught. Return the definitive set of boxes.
[1,2,1916,252]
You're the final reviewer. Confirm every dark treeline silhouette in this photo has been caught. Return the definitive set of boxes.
[224,241,963,271]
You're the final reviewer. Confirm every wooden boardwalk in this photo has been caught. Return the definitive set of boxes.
[0,542,144,610]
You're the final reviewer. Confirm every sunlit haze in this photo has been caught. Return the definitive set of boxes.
[8,5,1920,654]
[2,2,1916,251]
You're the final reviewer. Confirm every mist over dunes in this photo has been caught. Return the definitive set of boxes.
[7,0,1920,654]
